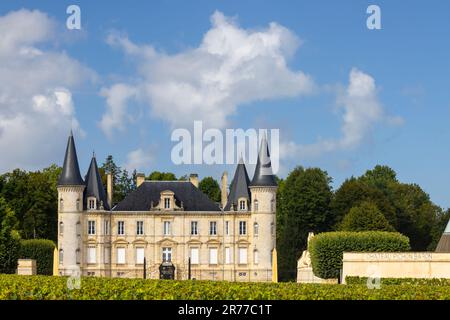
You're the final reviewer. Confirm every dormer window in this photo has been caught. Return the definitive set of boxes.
[87,197,97,210]
[160,190,176,211]
[239,199,246,211]
[164,198,170,209]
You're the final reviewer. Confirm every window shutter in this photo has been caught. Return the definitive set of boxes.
[136,248,144,264]
[190,248,199,264]
[209,248,218,264]
[225,247,231,264]
[88,247,96,264]
[239,248,247,264]
[117,248,125,264]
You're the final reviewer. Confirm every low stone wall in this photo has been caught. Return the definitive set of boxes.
[342,252,450,284]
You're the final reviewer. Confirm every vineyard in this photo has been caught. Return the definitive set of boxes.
[0,275,449,300]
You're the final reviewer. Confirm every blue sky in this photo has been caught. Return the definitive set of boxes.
[1,1,450,208]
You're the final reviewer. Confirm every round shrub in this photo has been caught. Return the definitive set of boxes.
[309,231,410,279]
[19,239,55,275]
[339,201,394,232]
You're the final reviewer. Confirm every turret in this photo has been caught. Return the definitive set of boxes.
[57,131,85,276]
[249,135,277,275]
[84,154,110,211]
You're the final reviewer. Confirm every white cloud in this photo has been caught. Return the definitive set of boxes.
[0,9,94,172]
[123,148,154,172]
[101,11,315,135]
[281,68,403,159]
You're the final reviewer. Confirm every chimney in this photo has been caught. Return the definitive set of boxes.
[189,174,199,188]
[221,171,228,208]
[107,173,113,208]
[136,173,145,187]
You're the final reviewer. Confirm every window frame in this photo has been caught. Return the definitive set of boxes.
[117,221,125,236]
[87,220,96,235]
[209,221,217,236]
[239,221,247,236]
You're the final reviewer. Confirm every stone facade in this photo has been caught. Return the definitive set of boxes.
[57,134,277,282]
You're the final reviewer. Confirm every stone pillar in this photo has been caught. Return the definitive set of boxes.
[17,259,36,275]
[221,171,228,208]
[107,173,113,208]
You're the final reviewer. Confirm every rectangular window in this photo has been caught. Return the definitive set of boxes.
[191,221,198,235]
[117,221,125,235]
[136,221,144,235]
[225,247,231,264]
[117,247,125,264]
[190,247,199,264]
[104,247,111,264]
[88,199,96,210]
[88,220,96,235]
[239,248,248,264]
[239,221,247,235]
[163,221,171,236]
[164,198,170,209]
[209,221,217,235]
[209,248,218,264]
[239,200,246,210]
[104,220,110,235]
[87,247,96,264]
[136,247,144,264]
[162,247,172,262]
[225,221,229,235]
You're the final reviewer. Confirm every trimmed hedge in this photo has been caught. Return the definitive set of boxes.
[19,239,55,275]
[346,277,450,286]
[0,275,449,300]
[309,231,410,279]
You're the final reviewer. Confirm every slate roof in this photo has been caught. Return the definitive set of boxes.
[435,218,450,253]
[250,135,277,187]
[58,132,84,186]
[224,158,251,211]
[84,155,110,210]
[113,181,221,212]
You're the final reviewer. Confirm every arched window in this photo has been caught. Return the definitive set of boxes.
[270,199,275,212]
[253,222,259,236]
[271,222,275,236]
[59,222,64,235]
[254,200,258,212]
[76,249,80,264]
[59,249,63,265]
[253,250,259,265]
[76,199,80,211]
[59,199,64,211]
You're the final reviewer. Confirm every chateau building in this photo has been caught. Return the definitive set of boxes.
[57,132,277,281]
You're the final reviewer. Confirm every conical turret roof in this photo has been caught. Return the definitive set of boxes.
[224,157,251,211]
[58,131,84,186]
[84,155,110,210]
[250,135,277,187]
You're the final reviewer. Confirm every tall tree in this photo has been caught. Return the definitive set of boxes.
[277,167,333,281]
[0,196,21,274]
[198,177,221,202]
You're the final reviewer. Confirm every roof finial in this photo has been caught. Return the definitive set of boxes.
[93,150,96,158]
[69,128,73,137]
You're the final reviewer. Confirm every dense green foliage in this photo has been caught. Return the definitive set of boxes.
[339,201,394,232]
[0,197,21,274]
[0,275,449,300]
[277,167,333,281]
[346,277,450,286]
[199,177,221,203]
[146,171,178,181]
[0,165,60,241]
[309,231,410,279]
[331,165,443,251]
[100,155,137,204]
[19,239,55,275]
